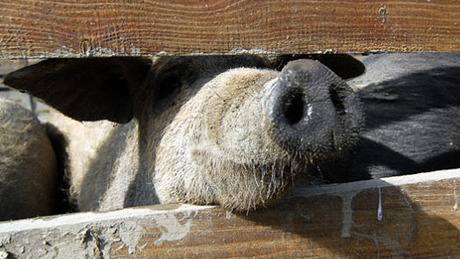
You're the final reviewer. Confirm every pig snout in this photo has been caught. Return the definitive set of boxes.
[268,59,364,155]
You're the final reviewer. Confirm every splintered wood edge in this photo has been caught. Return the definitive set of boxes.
[1,168,459,233]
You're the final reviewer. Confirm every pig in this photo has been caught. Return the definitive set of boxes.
[334,53,460,182]
[3,55,365,213]
[0,99,57,220]
[3,53,460,215]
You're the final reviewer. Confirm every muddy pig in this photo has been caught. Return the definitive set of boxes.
[0,99,57,220]
[4,55,365,213]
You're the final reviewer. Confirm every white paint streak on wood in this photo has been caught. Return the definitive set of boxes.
[378,187,383,222]
[118,221,146,255]
[453,180,459,211]
[339,190,360,238]
[153,210,196,246]
[290,169,460,240]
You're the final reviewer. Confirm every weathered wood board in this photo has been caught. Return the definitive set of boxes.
[1,0,459,58]
[0,169,459,258]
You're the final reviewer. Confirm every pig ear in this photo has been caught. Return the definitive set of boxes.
[275,54,365,79]
[4,57,151,123]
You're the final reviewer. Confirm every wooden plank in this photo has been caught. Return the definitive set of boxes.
[0,0,459,58]
[1,169,459,258]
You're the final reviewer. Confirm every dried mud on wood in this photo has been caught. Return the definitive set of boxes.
[0,170,459,258]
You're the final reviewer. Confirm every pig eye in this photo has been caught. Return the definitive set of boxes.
[155,70,183,100]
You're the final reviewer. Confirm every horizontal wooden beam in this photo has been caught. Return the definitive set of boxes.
[0,0,459,58]
[1,169,460,258]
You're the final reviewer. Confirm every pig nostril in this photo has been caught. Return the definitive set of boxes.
[329,84,347,115]
[284,92,304,125]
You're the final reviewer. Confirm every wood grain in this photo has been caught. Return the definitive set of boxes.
[0,169,459,258]
[0,0,459,58]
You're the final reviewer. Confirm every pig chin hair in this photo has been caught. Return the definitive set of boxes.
[197,155,307,212]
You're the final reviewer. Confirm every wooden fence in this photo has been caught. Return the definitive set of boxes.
[1,1,459,258]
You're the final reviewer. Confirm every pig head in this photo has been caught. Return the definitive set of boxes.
[4,55,365,212]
